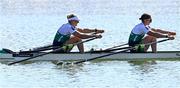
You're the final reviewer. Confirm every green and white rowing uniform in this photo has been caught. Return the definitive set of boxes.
[128,23,150,52]
[53,33,71,46]
[53,23,76,52]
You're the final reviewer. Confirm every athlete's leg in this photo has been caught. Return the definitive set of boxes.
[65,36,84,53]
[143,35,157,52]
[151,37,157,53]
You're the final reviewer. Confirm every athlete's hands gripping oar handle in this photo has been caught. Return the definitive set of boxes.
[71,38,171,65]
[168,32,176,36]
[8,37,98,65]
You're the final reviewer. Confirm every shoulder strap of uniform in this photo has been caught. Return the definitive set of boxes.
[71,26,76,30]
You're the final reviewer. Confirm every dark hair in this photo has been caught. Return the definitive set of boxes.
[67,14,77,23]
[139,13,152,23]
[67,14,76,19]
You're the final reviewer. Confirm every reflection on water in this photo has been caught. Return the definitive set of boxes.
[1,61,180,87]
[57,64,84,77]
[128,61,157,74]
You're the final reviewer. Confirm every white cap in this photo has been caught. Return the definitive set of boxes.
[68,16,80,21]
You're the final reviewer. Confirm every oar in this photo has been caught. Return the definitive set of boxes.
[104,43,128,50]
[19,45,59,53]
[1,45,53,54]
[32,44,53,50]
[0,44,54,54]
[18,44,53,54]
[65,38,170,65]
[90,46,131,53]
[89,43,129,53]
[8,37,98,65]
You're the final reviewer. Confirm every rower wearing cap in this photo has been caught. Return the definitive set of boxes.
[53,14,104,53]
[128,13,176,53]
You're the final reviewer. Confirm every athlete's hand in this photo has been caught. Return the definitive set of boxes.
[168,32,176,36]
[167,35,175,40]
[94,34,102,38]
[95,29,104,34]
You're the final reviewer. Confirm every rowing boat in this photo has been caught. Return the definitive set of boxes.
[1,51,180,62]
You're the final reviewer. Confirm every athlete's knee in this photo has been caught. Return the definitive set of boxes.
[147,36,156,41]
[152,37,156,42]
[74,36,82,42]
[149,36,156,42]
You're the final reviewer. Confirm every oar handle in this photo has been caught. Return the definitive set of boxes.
[73,37,98,45]
[144,38,170,45]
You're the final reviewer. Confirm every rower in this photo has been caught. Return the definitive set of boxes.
[128,13,176,53]
[53,14,104,53]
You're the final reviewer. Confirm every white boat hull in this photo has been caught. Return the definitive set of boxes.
[1,51,180,62]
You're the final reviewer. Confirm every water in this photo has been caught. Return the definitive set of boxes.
[1,61,180,88]
[0,0,180,88]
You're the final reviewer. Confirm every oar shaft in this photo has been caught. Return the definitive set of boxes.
[19,38,98,54]
[74,47,133,64]
[105,43,128,50]
[8,46,68,65]
[19,46,59,53]
[20,44,53,53]
[33,44,52,50]
[146,38,169,45]
[8,37,98,65]
[73,38,170,64]
[75,49,131,64]
[73,37,97,45]
[91,46,131,53]
[8,51,52,65]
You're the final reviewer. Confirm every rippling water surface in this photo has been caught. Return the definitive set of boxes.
[0,0,180,88]
[1,61,180,88]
